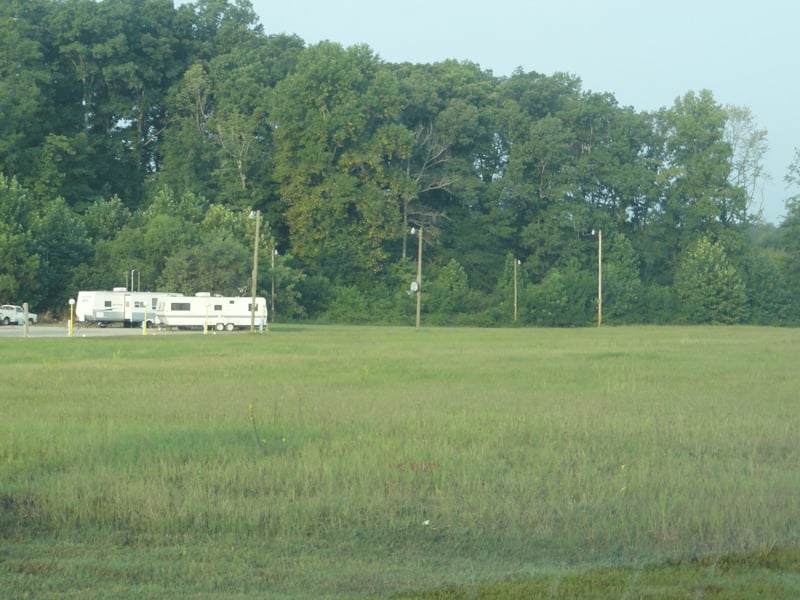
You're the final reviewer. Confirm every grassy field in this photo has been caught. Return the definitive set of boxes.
[1,325,799,598]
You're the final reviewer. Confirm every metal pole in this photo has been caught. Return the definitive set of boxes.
[415,226,422,329]
[250,210,260,333]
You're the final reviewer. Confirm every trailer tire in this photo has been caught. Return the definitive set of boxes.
[225,323,235,331]
[215,322,225,332]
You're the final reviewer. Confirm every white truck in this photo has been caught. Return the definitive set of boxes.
[76,288,178,327]
[155,293,267,331]
[0,304,38,325]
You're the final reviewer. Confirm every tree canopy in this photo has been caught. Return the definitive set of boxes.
[0,0,797,325]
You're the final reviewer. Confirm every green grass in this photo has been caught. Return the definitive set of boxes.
[1,325,799,598]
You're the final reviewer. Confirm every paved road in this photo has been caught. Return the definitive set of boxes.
[0,324,179,338]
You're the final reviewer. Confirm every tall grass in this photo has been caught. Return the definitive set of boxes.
[1,325,798,598]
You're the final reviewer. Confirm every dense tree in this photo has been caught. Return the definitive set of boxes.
[158,62,218,197]
[725,105,769,217]
[775,198,800,305]
[45,0,188,208]
[427,258,470,319]
[271,42,410,284]
[771,149,800,308]
[0,0,793,325]
[29,197,93,310]
[0,176,40,301]
[0,1,54,191]
[643,90,748,288]
[674,236,748,324]
[83,195,132,243]
[739,247,794,324]
[602,232,644,324]
[394,60,498,291]
[524,261,593,327]
[159,231,249,295]
[186,0,263,58]
[497,72,583,277]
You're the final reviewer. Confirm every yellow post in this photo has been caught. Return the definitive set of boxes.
[68,298,75,337]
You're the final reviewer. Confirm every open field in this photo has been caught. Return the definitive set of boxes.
[1,325,799,598]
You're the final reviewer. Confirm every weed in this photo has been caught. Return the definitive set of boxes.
[248,401,287,455]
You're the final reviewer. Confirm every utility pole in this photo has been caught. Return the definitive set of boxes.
[412,226,423,329]
[250,210,260,332]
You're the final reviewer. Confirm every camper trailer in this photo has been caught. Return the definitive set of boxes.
[155,293,267,331]
[76,288,177,327]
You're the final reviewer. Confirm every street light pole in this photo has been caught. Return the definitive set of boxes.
[513,258,520,322]
[250,210,260,333]
[593,229,602,327]
[68,298,75,337]
[271,247,277,323]
[412,226,422,329]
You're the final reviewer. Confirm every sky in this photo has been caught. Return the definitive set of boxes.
[247,0,796,224]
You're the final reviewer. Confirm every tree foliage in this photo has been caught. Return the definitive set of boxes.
[0,0,795,326]
[674,236,748,324]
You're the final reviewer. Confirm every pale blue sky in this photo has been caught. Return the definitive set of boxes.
[252,0,796,223]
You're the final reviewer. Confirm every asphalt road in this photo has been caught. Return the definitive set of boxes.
[0,324,185,338]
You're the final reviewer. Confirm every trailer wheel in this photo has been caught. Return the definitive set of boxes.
[215,322,225,332]
[225,323,235,331]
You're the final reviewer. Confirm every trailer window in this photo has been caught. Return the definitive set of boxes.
[249,303,258,311]
[213,304,222,311]
[104,300,112,308]
[170,302,191,311]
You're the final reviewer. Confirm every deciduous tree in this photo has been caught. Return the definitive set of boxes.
[271,42,408,283]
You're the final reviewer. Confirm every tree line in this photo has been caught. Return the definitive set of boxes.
[1,0,799,325]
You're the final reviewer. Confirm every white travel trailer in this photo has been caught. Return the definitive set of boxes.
[76,288,177,327]
[155,293,267,331]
